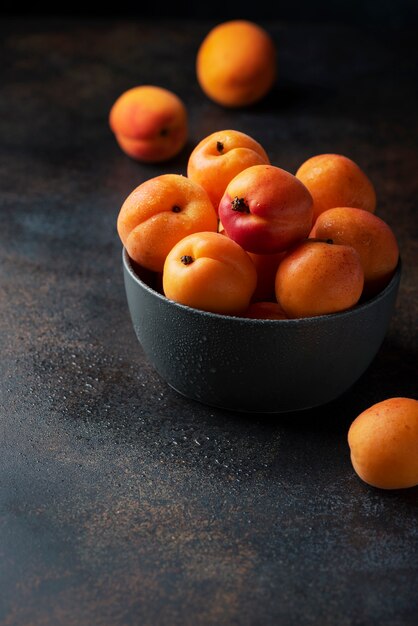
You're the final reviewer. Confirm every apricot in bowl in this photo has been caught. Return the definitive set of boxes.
[122,248,401,413]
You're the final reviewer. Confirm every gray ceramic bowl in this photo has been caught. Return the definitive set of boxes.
[122,248,401,413]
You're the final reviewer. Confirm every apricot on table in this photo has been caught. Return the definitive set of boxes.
[109,85,188,162]
[310,206,400,298]
[117,174,218,273]
[162,231,257,315]
[275,239,364,318]
[296,153,377,223]
[348,397,418,489]
[187,129,270,212]
[218,164,313,255]
[196,20,277,108]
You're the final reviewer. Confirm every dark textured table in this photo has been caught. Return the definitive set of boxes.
[1,17,417,626]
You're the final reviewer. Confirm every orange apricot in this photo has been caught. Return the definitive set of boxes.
[310,207,399,298]
[109,85,188,162]
[196,20,277,108]
[162,231,257,315]
[187,129,270,212]
[348,397,418,489]
[296,153,377,223]
[117,174,218,273]
[275,239,364,318]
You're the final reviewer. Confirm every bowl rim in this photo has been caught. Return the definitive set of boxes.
[122,247,402,326]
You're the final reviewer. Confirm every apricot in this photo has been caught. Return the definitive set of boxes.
[348,397,418,489]
[109,85,188,162]
[275,239,364,318]
[310,207,399,298]
[241,301,288,320]
[218,164,313,255]
[162,231,257,315]
[196,20,277,108]
[296,153,377,223]
[117,174,218,272]
[219,219,284,301]
[247,250,286,302]
[187,129,270,212]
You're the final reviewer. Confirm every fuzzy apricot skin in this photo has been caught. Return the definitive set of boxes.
[275,240,364,318]
[218,164,313,255]
[296,154,377,224]
[162,231,257,315]
[196,20,277,108]
[348,397,418,490]
[117,175,218,273]
[187,129,270,213]
[109,85,188,163]
[310,207,399,298]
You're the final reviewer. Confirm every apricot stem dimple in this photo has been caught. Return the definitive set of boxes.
[172,205,181,213]
[231,196,250,213]
[216,141,224,153]
[160,128,169,136]
[181,255,194,265]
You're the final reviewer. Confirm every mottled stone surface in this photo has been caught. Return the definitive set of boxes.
[0,17,417,626]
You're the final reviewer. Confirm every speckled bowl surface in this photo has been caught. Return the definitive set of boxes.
[122,248,402,413]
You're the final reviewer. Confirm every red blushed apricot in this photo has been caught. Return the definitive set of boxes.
[109,85,188,162]
[348,397,418,489]
[219,164,313,254]
[220,224,285,301]
[187,129,270,212]
[275,239,364,318]
[247,250,286,302]
[310,207,399,298]
[117,174,218,273]
[162,231,257,315]
[296,153,377,223]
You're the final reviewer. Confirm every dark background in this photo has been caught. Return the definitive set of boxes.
[2,0,418,24]
[1,5,417,626]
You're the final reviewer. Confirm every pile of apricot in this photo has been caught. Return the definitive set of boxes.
[116,128,400,320]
